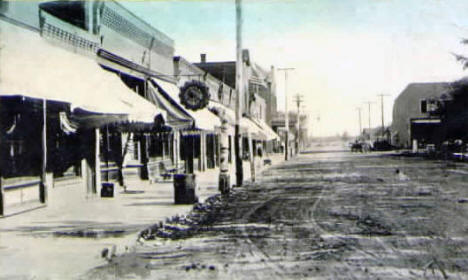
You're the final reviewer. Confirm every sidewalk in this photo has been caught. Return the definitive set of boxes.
[0,153,284,279]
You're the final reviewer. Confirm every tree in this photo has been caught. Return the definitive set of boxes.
[452,38,468,69]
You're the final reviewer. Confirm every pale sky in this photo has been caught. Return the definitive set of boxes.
[123,0,468,137]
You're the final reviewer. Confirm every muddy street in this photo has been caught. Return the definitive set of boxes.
[86,149,468,280]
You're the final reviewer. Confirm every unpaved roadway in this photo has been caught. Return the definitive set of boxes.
[85,149,468,280]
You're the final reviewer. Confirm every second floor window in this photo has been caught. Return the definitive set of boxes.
[40,1,88,30]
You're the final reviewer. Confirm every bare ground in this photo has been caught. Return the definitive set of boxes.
[83,151,468,280]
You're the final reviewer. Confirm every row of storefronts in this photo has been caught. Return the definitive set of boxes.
[0,1,281,216]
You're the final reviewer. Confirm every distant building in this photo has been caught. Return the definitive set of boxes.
[392,82,450,148]
[194,53,277,125]
[271,112,309,149]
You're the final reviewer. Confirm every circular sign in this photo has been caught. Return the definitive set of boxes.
[179,80,210,111]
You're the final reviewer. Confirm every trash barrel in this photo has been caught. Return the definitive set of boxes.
[101,182,114,198]
[218,173,230,195]
[173,174,197,204]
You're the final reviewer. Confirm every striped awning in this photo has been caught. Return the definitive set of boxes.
[147,81,193,129]
[150,78,221,131]
[0,20,165,126]
[251,118,280,141]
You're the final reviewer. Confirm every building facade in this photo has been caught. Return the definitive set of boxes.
[392,82,450,148]
[194,52,277,125]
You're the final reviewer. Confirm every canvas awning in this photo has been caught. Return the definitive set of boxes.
[251,118,280,141]
[210,103,236,124]
[209,103,273,140]
[147,81,193,129]
[150,78,221,131]
[240,117,266,140]
[0,20,165,126]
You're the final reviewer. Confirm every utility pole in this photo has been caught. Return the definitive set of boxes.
[234,0,243,187]
[356,107,362,136]
[277,67,294,160]
[294,94,304,153]
[364,101,374,141]
[377,94,390,139]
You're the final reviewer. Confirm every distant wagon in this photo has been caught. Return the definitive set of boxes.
[350,141,371,153]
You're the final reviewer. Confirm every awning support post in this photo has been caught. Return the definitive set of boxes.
[228,135,232,163]
[39,99,48,204]
[0,177,4,216]
[186,136,194,174]
[202,132,207,171]
[216,134,221,167]
[140,133,149,180]
[162,134,166,160]
[94,128,101,194]
[219,119,230,194]
[248,132,255,182]
[104,125,110,182]
[198,133,203,172]
[173,130,180,170]
[82,159,90,195]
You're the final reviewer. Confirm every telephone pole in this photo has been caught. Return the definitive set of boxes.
[234,0,243,187]
[356,107,362,136]
[277,67,295,160]
[294,94,304,152]
[377,94,390,138]
[364,101,374,141]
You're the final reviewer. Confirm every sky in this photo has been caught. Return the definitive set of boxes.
[123,0,468,137]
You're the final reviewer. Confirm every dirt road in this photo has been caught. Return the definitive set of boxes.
[85,149,468,279]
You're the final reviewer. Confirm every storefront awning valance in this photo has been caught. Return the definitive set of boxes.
[147,81,193,129]
[0,20,165,126]
[251,118,280,141]
[209,103,275,140]
[150,78,221,131]
[210,103,236,124]
[240,117,265,140]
